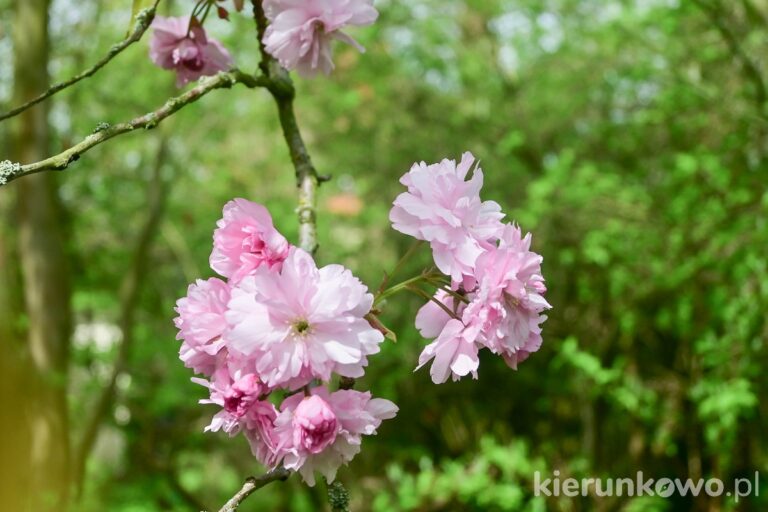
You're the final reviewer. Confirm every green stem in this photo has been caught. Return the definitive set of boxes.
[376,240,424,295]
[433,283,470,304]
[187,0,209,36]
[374,274,428,306]
[198,0,214,26]
[405,284,461,320]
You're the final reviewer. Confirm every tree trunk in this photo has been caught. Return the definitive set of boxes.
[0,185,31,511]
[1,0,73,509]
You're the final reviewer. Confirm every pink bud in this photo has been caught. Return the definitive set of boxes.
[292,395,339,454]
[223,374,264,417]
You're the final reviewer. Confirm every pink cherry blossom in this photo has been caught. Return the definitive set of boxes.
[272,387,398,485]
[292,395,340,454]
[415,291,479,383]
[174,277,230,375]
[226,247,384,389]
[414,224,550,382]
[210,198,291,283]
[466,223,550,369]
[416,315,480,384]
[263,0,378,76]
[149,16,233,87]
[194,369,279,466]
[389,152,505,282]
[195,369,266,433]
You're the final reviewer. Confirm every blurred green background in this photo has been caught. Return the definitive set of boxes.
[1,0,767,510]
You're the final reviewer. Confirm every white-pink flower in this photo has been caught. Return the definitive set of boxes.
[272,387,398,485]
[225,247,384,389]
[149,16,233,87]
[415,224,550,383]
[174,277,231,375]
[210,198,291,283]
[414,292,479,383]
[389,152,505,282]
[263,0,378,76]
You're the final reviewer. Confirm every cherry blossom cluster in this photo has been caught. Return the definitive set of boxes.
[389,152,552,383]
[149,0,378,85]
[174,199,397,485]
[263,0,378,76]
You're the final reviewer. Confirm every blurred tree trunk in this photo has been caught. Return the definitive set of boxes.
[0,186,31,511]
[2,0,73,510]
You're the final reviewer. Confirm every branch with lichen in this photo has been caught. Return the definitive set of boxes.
[0,70,267,186]
[215,467,291,512]
[0,1,161,123]
[251,0,324,255]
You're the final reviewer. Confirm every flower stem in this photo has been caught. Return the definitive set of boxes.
[187,0,209,36]
[199,0,215,26]
[376,240,424,295]
[374,274,430,306]
[405,284,461,320]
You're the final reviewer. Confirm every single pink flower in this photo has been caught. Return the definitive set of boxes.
[415,292,479,383]
[210,198,291,283]
[174,277,231,375]
[416,317,480,384]
[226,247,384,389]
[263,0,378,76]
[292,395,340,454]
[389,152,505,282]
[149,16,233,87]
[272,387,398,485]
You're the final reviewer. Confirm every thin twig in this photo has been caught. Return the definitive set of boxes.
[0,70,267,186]
[0,0,161,122]
[216,467,291,512]
[251,0,323,254]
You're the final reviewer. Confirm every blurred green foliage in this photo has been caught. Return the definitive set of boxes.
[2,0,767,510]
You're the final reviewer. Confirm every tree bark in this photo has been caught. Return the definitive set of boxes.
[1,0,73,509]
[0,183,30,511]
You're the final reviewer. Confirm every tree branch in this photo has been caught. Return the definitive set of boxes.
[216,467,291,512]
[251,0,324,254]
[0,70,267,186]
[73,136,171,499]
[0,0,161,123]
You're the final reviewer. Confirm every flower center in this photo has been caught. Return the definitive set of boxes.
[292,319,311,336]
[503,292,520,310]
[173,39,205,71]
[243,233,266,256]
